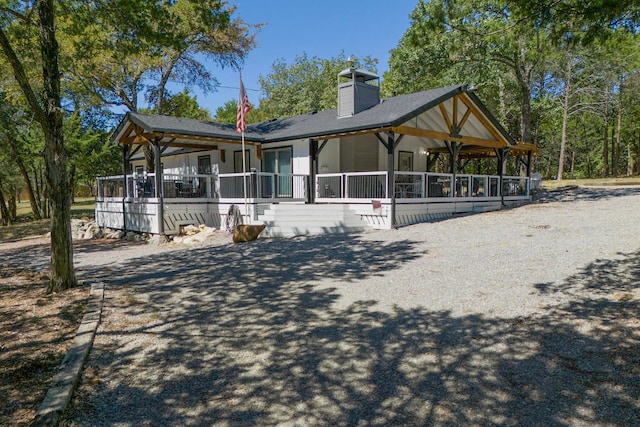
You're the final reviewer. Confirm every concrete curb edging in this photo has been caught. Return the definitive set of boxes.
[31,282,105,427]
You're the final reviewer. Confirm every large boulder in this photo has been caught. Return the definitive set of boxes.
[83,222,102,240]
[233,224,266,243]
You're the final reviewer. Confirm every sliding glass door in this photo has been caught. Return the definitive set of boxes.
[262,147,292,197]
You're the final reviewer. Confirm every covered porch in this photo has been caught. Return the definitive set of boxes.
[96,170,530,236]
[96,84,536,237]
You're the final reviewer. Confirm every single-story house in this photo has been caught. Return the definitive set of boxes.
[96,68,536,237]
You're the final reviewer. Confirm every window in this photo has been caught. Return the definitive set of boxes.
[198,155,211,174]
[262,147,292,174]
[234,150,250,173]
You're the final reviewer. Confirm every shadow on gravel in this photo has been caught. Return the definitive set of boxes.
[62,234,639,426]
[0,239,149,273]
[534,186,640,204]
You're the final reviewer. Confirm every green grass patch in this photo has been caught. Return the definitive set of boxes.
[541,177,640,190]
[0,198,95,243]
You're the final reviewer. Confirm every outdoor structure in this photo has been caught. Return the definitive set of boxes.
[96,68,537,237]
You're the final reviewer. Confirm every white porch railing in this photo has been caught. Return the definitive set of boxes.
[218,172,308,200]
[96,172,308,202]
[97,171,529,203]
[315,172,529,201]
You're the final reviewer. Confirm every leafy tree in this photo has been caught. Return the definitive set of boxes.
[64,113,118,198]
[65,0,258,114]
[64,0,259,171]
[257,52,378,118]
[384,0,550,143]
[0,107,50,219]
[0,0,77,291]
[141,89,212,120]
[505,0,640,43]
[214,99,265,124]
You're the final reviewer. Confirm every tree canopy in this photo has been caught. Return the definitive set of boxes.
[383,0,640,179]
[0,0,260,291]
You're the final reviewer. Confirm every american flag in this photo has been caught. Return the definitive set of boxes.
[236,74,250,133]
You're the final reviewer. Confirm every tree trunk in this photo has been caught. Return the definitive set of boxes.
[570,150,575,178]
[628,137,634,176]
[8,185,16,220]
[38,0,76,292]
[636,131,640,175]
[557,59,572,181]
[0,176,11,226]
[603,89,609,177]
[612,120,617,176]
[7,138,43,219]
[144,145,155,173]
[615,84,623,177]
[514,38,534,144]
[69,163,76,204]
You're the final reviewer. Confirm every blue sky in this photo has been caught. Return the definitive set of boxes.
[195,0,418,115]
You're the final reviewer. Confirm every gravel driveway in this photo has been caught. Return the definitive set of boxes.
[4,186,639,426]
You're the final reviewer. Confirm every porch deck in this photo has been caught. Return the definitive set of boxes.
[95,172,530,236]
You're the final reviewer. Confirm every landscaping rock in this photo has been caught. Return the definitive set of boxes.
[173,224,222,245]
[233,224,266,243]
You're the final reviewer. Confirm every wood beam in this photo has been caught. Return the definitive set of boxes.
[452,96,458,130]
[160,138,176,155]
[439,103,453,133]
[120,132,162,145]
[458,94,507,144]
[317,139,329,155]
[375,132,389,149]
[394,133,405,149]
[458,103,473,131]
[127,144,142,160]
[121,122,137,139]
[391,125,506,148]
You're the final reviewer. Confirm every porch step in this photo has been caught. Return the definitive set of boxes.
[258,203,370,238]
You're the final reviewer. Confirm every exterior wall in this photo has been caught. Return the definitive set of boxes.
[95,200,160,234]
[130,149,218,175]
[129,143,260,175]
[97,195,530,235]
[394,135,431,172]
[318,139,340,173]
[128,136,432,177]
[347,198,514,230]
[96,199,260,235]
[340,134,378,171]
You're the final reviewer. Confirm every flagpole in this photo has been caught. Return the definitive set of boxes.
[241,131,248,221]
[237,70,250,223]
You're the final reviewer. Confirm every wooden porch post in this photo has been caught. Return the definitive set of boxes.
[446,141,463,196]
[309,139,317,204]
[495,147,509,204]
[445,141,463,174]
[152,138,164,235]
[387,131,397,229]
[121,145,130,232]
[375,132,397,229]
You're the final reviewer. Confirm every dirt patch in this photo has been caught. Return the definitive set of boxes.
[0,267,89,426]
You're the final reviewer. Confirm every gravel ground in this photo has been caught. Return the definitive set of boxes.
[3,186,639,426]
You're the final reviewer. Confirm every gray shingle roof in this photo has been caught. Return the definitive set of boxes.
[114,84,515,146]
